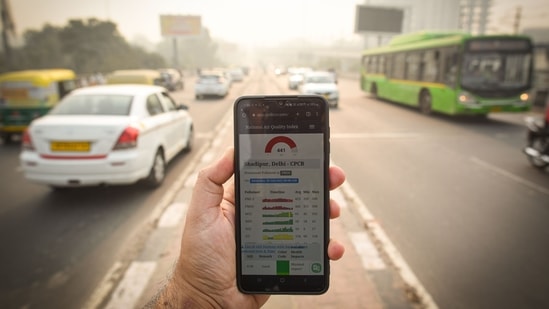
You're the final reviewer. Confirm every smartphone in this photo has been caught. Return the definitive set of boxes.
[234,95,330,294]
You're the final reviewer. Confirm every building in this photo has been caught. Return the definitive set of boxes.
[459,0,492,35]
[360,0,492,47]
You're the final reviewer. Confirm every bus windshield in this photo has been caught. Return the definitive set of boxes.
[461,52,532,91]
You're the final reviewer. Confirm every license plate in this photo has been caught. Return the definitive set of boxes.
[51,141,90,152]
[490,106,502,112]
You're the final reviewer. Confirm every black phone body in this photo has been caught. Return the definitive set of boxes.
[234,95,330,294]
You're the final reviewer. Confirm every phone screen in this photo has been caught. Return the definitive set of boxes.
[234,95,330,294]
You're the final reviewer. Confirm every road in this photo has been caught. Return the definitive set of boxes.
[1,69,548,309]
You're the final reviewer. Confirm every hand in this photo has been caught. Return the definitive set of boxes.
[151,147,346,309]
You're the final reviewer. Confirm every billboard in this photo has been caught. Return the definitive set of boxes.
[354,5,403,34]
[160,15,201,37]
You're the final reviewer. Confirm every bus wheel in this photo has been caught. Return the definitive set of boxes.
[419,91,432,115]
[370,84,378,99]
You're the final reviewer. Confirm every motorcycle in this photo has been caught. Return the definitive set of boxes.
[523,101,549,170]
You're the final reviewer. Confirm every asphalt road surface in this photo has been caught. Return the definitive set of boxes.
[1,69,548,309]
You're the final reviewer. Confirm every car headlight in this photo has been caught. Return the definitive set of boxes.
[520,93,529,102]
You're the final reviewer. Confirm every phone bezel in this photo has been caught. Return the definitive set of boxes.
[233,95,331,294]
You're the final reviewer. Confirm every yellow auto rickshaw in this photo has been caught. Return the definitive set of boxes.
[0,69,78,142]
[106,69,170,88]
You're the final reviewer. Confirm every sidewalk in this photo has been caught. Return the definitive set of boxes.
[93,114,425,309]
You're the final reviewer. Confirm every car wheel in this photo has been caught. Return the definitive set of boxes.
[145,150,165,188]
[419,91,432,115]
[195,94,201,100]
[1,133,12,144]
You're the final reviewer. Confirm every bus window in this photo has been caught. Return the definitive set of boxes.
[461,52,531,90]
[406,53,421,81]
[503,54,531,86]
[386,55,393,77]
[370,56,378,74]
[379,56,386,75]
[442,47,459,87]
[422,50,439,82]
[393,53,406,79]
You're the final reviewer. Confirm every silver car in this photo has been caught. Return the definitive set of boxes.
[299,71,340,108]
[194,71,230,99]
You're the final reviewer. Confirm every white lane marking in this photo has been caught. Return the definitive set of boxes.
[105,261,157,309]
[332,132,422,139]
[82,262,124,309]
[349,231,386,270]
[339,177,439,309]
[470,156,549,196]
[158,202,187,228]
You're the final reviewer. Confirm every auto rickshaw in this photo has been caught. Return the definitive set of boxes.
[106,69,170,89]
[0,69,78,143]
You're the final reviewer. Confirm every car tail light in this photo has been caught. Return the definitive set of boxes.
[22,129,35,151]
[113,127,139,150]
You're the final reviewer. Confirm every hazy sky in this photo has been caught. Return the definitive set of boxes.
[9,0,549,47]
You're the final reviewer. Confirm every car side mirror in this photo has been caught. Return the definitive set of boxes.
[178,104,189,110]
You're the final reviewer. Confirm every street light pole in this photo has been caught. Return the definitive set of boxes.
[513,6,522,34]
[1,0,15,70]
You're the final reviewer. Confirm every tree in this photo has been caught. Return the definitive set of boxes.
[0,18,167,74]
[17,24,66,69]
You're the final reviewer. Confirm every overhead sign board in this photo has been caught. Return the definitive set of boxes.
[160,15,201,37]
[354,5,403,34]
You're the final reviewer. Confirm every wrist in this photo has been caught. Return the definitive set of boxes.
[153,267,222,309]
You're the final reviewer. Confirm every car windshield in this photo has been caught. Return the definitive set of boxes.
[49,94,133,116]
[305,75,335,84]
[198,75,222,83]
[461,52,532,91]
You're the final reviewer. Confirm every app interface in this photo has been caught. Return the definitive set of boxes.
[237,99,326,276]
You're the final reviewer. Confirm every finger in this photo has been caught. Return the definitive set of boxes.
[329,198,341,219]
[203,147,234,186]
[329,165,345,191]
[327,239,345,261]
[190,147,234,212]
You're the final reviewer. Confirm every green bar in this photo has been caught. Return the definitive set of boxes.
[276,260,290,275]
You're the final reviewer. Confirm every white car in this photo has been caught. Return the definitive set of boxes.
[194,71,230,99]
[288,67,312,90]
[20,84,194,189]
[299,71,340,108]
[228,67,245,82]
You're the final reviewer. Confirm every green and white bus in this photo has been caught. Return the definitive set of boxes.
[360,32,534,116]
